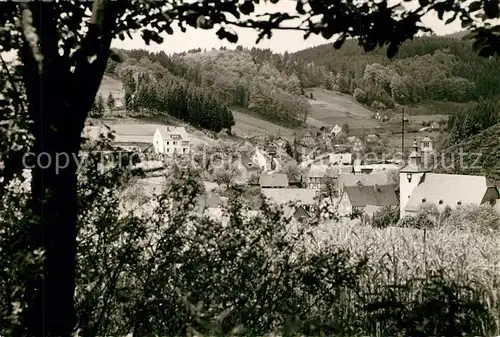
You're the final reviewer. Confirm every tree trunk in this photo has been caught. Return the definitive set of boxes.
[17,1,122,335]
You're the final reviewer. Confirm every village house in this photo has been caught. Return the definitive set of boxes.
[307,164,337,190]
[261,188,318,213]
[329,153,352,165]
[337,173,391,194]
[236,139,254,152]
[251,147,270,171]
[338,184,399,217]
[330,124,343,136]
[153,126,190,155]
[354,163,400,175]
[374,112,389,122]
[400,140,500,218]
[347,136,364,153]
[296,129,317,147]
[259,173,289,188]
[365,131,380,144]
[430,121,440,130]
[282,205,311,223]
[268,137,286,149]
[233,153,261,183]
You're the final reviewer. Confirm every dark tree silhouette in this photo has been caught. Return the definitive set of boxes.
[0,0,498,335]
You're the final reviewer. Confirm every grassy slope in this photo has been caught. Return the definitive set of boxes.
[305,87,379,129]
[441,124,500,185]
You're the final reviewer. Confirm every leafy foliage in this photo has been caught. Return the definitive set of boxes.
[372,206,400,228]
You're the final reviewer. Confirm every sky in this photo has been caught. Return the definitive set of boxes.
[111,0,464,55]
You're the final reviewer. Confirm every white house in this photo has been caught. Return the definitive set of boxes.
[252,148,269,171]
[251,147,280,172]
[400,140,499,218]
[329,153,352,165]
[153,126,190,155]
[330,124,342,136]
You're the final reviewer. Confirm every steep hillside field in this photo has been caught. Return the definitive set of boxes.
[230,107,295,137]
[305,87,379,129]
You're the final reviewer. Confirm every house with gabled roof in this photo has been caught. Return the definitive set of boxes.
[153,126,190,155]
[430,121,440,130]
[374,111,389,122]
[330,124,343,136]
[365,131,380,144]
[338,184,399,217]
[282,205,311,223]
[296,129,317,147]
[307,164,337,190]
[400,139,500,218]
[259,173,288,188]
[233,152,261,183]
[329,153,352,165]
[337,173,390,194]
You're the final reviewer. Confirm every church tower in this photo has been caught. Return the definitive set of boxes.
[399,139,430,218]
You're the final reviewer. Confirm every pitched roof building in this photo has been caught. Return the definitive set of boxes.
[338,184,399,217]
[338,173,390,192]
[259,173,289,188]
[400,139,500,217]
[405,173,499,213]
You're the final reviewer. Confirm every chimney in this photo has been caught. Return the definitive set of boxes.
[166,126,171,132]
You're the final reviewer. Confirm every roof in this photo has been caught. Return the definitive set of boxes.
[282,205,311,219]
[238,152,260,171]
[308,164,328,178]
[259,173,288,187]
[344,185,398,207]
[421,136,432,142]
[237,140,254,152]
[405,173,499,212]
[262,188,317,205]
[338,173,390,189]
[329,153,352,165]
[156,126,189,140]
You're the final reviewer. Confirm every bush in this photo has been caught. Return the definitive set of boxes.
[353,87,369,104]
[370,100,386,110]
[372,206,400,228]
[442,204,500,233]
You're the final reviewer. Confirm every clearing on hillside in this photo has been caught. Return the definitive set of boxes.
[230,108,295,138]
[305,87,380,129]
